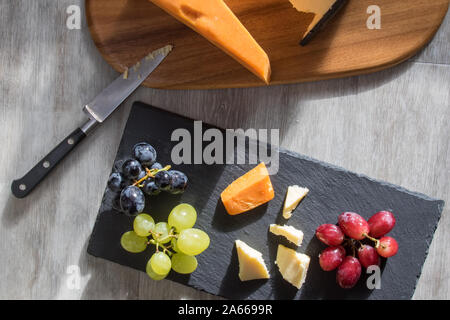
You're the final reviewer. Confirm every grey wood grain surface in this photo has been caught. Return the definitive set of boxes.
[0,0,448,300]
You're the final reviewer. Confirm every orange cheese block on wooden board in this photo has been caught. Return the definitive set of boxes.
[148,0,271,83]
[221,163,275,215]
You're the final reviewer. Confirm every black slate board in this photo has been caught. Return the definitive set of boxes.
[87,102,444,300]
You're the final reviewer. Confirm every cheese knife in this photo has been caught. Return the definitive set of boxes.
[11,45,173,198]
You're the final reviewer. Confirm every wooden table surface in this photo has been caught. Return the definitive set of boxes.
[0,1,448,300]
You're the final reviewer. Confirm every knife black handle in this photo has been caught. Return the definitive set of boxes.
[11,128,86,198]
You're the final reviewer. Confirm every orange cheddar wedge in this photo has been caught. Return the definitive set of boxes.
[221,163,275,215]
[149,0,271,83]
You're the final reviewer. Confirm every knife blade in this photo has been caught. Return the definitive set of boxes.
[11,45,173,198]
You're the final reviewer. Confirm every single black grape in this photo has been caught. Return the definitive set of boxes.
[154,170,172,191]
[133,142,157,167]
[137,168,147,180]
[113,160,124,172]
[122,159,143,180]
[142,179,161,196]
[151,162,163,170]
[168,170,188,194]
[107,172,126,192]
[120,186,145,216]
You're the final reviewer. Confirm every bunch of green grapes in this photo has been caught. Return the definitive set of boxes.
[120,203,210,280]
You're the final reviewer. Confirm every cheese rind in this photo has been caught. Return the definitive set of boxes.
[288,0,348,45]
[276,244,310,289]
[269,224,304,246]
[235,240,270,281]
[149,0,271,83]
[283,185,309,219]
[221,163,275,215]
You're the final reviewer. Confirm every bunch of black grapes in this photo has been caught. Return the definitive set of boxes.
[107,142,188,216]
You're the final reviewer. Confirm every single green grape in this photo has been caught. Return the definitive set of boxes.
[133,214,155,237]
[171,238,180,252]
[146,259,167,280]
[152,222,171,244]
[177,228,210,256]
[171,253,198,274]
[168,203,197,232]
[120,231,148,253]
[150,252,171,275]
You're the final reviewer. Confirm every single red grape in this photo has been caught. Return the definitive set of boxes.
[377,236,399,258]
[338,212,369,240]
[319,246,346,271]
[368,210,396,238]
[316,224,345,246]
[357,245,380,268]
[336,256,362,289]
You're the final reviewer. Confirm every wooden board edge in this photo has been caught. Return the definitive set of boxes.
[85,0,449,90]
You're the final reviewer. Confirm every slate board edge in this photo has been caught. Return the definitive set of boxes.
[86,101,445,299]
[130,101,445,205]
[282,148,445,204]
[412,202,443,298]
[86,247,224,299]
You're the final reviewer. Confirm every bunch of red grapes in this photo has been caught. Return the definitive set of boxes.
[316,211,398,289]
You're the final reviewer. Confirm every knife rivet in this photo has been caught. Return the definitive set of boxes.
[68,138,74,145]
[19,184,27,191]
[43,161,50,168]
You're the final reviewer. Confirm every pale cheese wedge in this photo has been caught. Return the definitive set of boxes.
[283,185,309,219]
[288,0,348,45]
[235,240,270,281]
[289,0,337,34]
[269,224,304,246]
[275,244,310,289]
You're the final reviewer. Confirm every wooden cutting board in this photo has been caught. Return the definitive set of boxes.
[86,0,449,89]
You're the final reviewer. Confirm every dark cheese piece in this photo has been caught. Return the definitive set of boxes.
[300,0,349,46]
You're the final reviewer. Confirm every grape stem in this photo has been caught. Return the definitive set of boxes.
[350,239,356,257]
[132,165,172,187]
[157,242,173,256]
[162,245,173,256]
[363,233,380,248]
[170,227,178,239]
[148,229,175,256]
